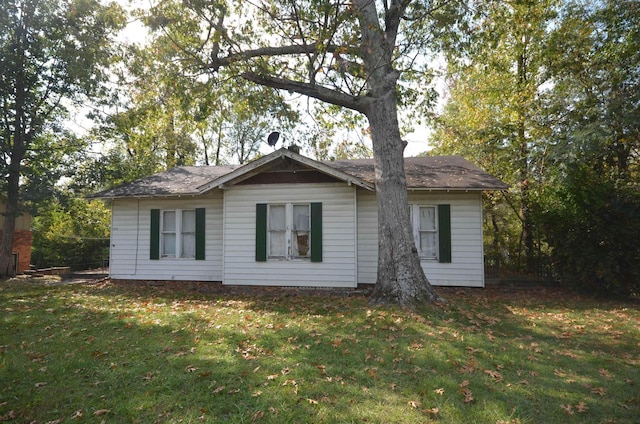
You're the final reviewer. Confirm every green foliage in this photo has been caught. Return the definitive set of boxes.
[0,0,125,276]
[31,197,110,270]
[540,166,640,298]
[430,0,558,274]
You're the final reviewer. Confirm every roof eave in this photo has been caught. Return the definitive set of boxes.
[197,148,375,193]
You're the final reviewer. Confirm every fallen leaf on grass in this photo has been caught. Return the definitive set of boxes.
[212,386,225,394]
[560,404,574,415]
[94,409,110,416]
[434,388,445,396]
[461,387,474,403]
[591,387,607,396]
[407,400,421,409]
[71,410,83,419]
[459,381,474,403]
[423,407,439,417]
[576,402,588,413]
[599,369,612,378]
[0,410,16,421]
[34,382,47,388]
[484,369,504,382]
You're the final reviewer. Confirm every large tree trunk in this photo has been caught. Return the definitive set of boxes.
[366,90,443,307]
[0,163,20,278]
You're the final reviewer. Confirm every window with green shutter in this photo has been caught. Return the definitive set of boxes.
[410,203,451,263]
[150,208,205,260]
[255,202,322,262]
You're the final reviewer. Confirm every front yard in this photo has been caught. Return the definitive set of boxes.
[1,280,638,423]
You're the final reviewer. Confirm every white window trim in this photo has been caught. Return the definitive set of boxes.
[267,203,311,260]
[161,209,196,259]
[410,204,439,260]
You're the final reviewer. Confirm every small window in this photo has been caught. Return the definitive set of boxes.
[411,205,438,259]
[267,203,311,259]
[181,209,196,258]
[161,209,196,258]
[268,205,286,258]
[292,204,310,257]
[256,203,322,262]
[162,211,177,257]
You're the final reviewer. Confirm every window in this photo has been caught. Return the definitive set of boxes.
[415,206,437,259]
[410,204,452,263]
[256,202,322,262]
[162,210,177,257]
[150,208,205,260]
[161,209,195,258]
[267,203,311,259]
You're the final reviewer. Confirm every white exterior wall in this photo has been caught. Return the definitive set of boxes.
[223,183,357,287]
[356,190,485,287]
[109,191,224,281]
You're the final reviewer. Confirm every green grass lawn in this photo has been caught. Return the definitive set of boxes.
[1,280,638,423]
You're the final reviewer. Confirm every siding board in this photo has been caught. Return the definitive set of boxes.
[223,184,357,287]
[357,190,485,287]
[109,193,224,281]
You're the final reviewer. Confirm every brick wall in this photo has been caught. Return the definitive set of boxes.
[0,230,32,273]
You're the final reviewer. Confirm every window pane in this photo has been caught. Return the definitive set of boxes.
[269,205,286,231]
[269,231,286,257]
[292,231,310,257]
[420,232,437,258]
[182,210,195,232]
[163,211,176,231]
[163,234,176,257]
[182,233,195,258]
[293,205,309,231]
[419,207,436,231]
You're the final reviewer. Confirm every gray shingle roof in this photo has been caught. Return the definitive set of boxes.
[90,165,240,198]
[90,151,507,199]
[327,156,509,190]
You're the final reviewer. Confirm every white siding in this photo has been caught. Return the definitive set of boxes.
[223,184,357,287]
[356,190,485,287]
[109,192,224,281]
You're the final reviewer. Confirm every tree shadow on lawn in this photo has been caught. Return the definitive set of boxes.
[1,281,638,423]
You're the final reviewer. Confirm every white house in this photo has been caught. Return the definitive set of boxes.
[91,148,508,288]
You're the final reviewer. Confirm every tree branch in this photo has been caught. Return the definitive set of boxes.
[240,72,371,113]
[208,42,342,71]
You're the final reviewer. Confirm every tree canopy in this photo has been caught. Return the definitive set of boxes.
[0,0,125,277]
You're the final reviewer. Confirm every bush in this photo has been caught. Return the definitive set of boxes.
[31,198,110,271]
[541,167,640,298]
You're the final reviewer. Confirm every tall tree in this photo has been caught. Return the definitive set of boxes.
[92,28,298,178]
[539,0,640,296]
[430,0,558,274]
[0,0,125,277]
[144,0,448,306]
[545,0,640,180]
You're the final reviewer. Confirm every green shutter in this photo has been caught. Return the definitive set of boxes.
[438,204,452,263]
[255,203,267,262]
[195,208,206,260]
[310,202,323,262]
[150,209,160,260]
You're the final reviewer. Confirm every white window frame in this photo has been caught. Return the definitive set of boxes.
[267,203,311,260]
[161,209,196,259]
[410,204,439,260]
